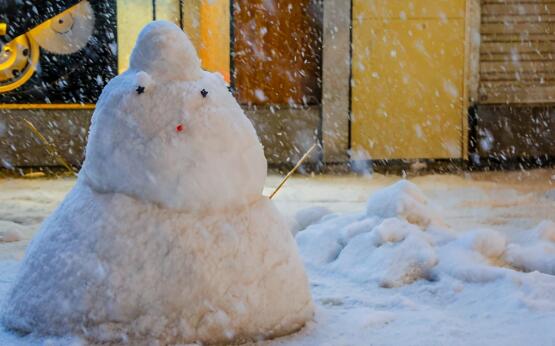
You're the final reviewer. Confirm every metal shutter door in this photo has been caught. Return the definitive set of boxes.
[480,0,555,104]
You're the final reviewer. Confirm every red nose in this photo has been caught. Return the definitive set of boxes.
[176,124,184,132]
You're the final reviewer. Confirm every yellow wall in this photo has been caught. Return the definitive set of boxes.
[351,0,467,159]
[116,0,153,73]
[156,0,181,23]
[117,0,230,81]
[182,0,201,50]
[198,0,230,82]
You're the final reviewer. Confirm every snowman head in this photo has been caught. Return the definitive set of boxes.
[129,20,202,82]
[82,21,267,211]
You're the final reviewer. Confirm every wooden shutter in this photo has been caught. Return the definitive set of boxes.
[480,0,555,104]
[232,0,322,105]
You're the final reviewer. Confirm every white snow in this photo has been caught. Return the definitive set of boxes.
[84,22,267,212]
[365,179,444,227]
[291,206,332,235]
[129,20,202,82]
[0,225,22,243]
[0,19,554,343]
[0,21,312,345]
[274,171,555,346]
[297,178,551,289]
[504,221,555,275]
[2,169,555,345]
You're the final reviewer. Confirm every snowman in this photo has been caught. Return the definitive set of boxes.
[2,21,313,344]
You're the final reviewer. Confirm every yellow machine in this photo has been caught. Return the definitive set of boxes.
[0,0,230,106]
[1,0,97,95]
[0,1,116,108]
[0,33,39,93]
[0,0,233,168]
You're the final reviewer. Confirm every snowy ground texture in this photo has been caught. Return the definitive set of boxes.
[1,169,555,345]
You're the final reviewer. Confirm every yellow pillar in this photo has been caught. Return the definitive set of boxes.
[117,0,230,80]
[156,0,181,24]
[183,0,230,82]
[199,0,230,82]
[116,0,153,73]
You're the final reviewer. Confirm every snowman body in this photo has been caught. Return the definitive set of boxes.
[2,21,313,344]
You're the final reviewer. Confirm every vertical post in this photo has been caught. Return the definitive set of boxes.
[116,0,153,73]
[181,0,200,49]
[181,0,230,82]
[199,0,230,82]
[463,0,481,159]
[321,0,351,163]
[179,0,184,29]
[154,0,182,24]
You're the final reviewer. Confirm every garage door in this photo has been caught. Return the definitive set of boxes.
[480,0,555,104]
[351,0,467,160]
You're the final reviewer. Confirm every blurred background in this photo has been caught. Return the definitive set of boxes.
[0,0,553,173]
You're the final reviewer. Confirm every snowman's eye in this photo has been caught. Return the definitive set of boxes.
[200,89,208,98]
[136,85,145,95]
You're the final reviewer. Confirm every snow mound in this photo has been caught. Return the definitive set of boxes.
[505,221,555,275]
[2,21,312,345]
[297,180,555,289]
[0,221,23,243]
[292,206,333,234]
[0,230,22,243]
[537,220,555,242]
[366,180,443,227]
[296,213,365,265]
[333,218,438,288]
[435,229,508,283]
[457,229,507,259]
[298,182,441,286]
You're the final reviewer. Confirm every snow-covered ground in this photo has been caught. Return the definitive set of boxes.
[1,169,555,345]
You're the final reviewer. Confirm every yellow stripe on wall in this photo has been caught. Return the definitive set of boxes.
[116,0,153,73]
[156,0,181,24]
[117,0,230,81]
[198,0,230,82]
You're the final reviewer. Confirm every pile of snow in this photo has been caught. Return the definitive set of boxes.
[505,221,555,275]
[298,180,555,288]
[1,21,312,345]
[333,217,438,288]
[365,180,444,228]
[0,221,23,243]
[291,206,332,235]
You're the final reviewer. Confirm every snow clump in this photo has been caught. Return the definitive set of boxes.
[297,180,555,289]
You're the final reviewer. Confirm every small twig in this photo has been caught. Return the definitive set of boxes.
[22,118,77,176]
[269,143,317,200]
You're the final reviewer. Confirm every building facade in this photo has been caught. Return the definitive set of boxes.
[0,0,553,168]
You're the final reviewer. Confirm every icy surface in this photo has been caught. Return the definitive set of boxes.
[0,21,312,345]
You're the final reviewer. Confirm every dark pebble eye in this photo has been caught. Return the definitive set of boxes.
[200,89,208,98]
[136,85,145,94]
